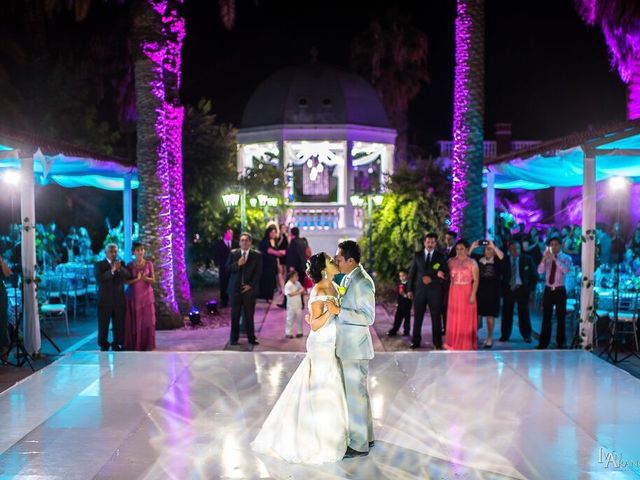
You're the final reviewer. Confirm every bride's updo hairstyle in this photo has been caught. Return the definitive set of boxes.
[307,252,327,283]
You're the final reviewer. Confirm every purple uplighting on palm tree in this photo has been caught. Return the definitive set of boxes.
[576,1,640,119]
[451,0,485,240]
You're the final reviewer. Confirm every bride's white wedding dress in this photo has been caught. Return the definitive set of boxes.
[251,293,348,464]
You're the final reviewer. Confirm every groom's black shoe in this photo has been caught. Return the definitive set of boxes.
[410,343,420,349]
[343,447,368,459]
[369,441,375,448]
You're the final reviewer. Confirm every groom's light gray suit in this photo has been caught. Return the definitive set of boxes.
[335,264,375,452]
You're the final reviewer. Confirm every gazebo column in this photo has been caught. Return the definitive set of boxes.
[579,152,596,349]
[123,173,133,261]
[485,169,495,239]
[343,139,353,229]
[20,152,41,355]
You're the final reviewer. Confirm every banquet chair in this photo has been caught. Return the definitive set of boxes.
[42,276,70,335]
[608,290,639,353]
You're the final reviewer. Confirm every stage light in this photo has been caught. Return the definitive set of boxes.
[206,300,219,315]
[2,170,20,186]
[609,176,628,191]
[188,307,202,326]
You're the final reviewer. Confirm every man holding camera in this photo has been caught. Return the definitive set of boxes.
[500,242,536,343]
[537,237,573,349]
[95,243,131,351]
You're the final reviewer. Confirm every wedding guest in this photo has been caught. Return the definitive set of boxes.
[227,233,262,346]
[276,224,289,294]
[301,237,314,289]
[630,223,640,259]
[387,270,412,337]
[563,225,582,266]
[523,226,544,265]
[95,244,131,351]
[258,226,286,303]
[280,227,306,309]
[407,233,448,349]
[124,243,156,351]
[470,239,505,348]
[500,242,536,344]
[0,256,12,363]
[444,240,479,351]
[441,229,457,335]
[77,227,93,261]
[213,228,238,308]
[284,271,305,339]
[537,237,573,349]
[596,224,612,266]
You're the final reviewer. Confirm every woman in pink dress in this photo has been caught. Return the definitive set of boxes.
[444,240,479,351]
[124,243,156,351]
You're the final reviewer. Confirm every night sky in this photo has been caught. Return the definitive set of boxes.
[181,0,626,155]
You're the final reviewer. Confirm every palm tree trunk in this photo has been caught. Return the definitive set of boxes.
[451,0,485,241]
[162,4,191,314]
[628,58,640,120]
[390,109,409,169]
[132,0,181,328]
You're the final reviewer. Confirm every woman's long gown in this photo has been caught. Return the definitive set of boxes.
[251,293,348,464]
[123,261,156,351]
[444,258,478,351]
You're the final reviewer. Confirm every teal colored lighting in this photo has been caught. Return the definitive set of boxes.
[0,144,12,151]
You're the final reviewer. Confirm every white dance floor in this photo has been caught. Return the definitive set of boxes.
[0,350,639,479]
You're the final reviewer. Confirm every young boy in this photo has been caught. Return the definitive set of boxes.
[284,271,305,338]
[387,270,412,337]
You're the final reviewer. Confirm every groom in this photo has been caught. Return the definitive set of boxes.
[327,240,375,458]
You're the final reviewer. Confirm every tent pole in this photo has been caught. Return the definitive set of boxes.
[579,152,596,349]
[20,151,41,354]
[485,170,495,240]
[123,173,133,262]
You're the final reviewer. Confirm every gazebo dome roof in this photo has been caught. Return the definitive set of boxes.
[241,62,390,129]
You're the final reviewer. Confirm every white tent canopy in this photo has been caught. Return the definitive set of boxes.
[484,120,640,349]
[0,131,138,355]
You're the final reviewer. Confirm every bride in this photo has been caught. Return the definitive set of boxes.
[251,252,348,464]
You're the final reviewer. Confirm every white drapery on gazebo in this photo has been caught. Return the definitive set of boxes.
[0,131,138,354]
[483,121,640,348]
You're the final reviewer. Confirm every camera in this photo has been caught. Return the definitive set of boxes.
[480,240,490,246]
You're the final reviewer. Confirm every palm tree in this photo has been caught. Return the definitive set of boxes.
[351,11,429,169]
[575,0,640,119]
[451,0,485,241]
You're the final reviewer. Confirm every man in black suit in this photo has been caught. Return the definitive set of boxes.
[279,227,306,309]
[407,232,449,349]
[95,243,131,351]
[212,228,238,308]
[440,230,457,334]
[226,232,262,345]
[500,242,536,343]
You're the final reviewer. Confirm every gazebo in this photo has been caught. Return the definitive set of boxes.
[484,120,640,348]
[0,128,138,354]
[237,60,396,254]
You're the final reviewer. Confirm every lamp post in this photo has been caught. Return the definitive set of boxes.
[350,193,384,273]
[222,189,281,233]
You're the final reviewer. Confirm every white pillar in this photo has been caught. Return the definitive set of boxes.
[343,139,353,229]
[20,152,41,355]
[485,170,495,239]
[123,173,133,262]
[579,153,596,349]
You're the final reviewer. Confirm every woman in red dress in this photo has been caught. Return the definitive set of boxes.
[444,240,479,351]
[124,243,156,351]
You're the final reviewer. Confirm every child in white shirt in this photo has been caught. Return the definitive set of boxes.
[284,271,305,338]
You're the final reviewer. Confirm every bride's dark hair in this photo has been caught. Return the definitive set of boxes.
[306,252,327,283]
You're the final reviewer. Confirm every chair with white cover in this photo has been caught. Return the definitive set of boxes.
[42,275,70,336]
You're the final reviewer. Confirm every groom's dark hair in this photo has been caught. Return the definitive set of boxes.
[338,240,361,264]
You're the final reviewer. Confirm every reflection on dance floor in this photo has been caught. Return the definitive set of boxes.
[0,350,638,479]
